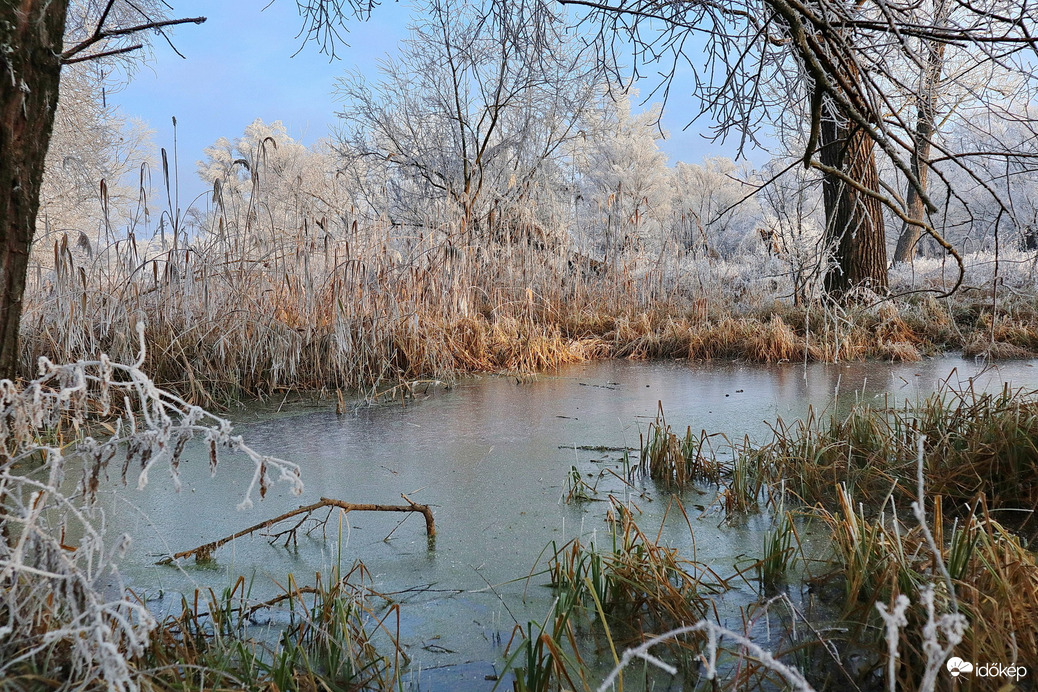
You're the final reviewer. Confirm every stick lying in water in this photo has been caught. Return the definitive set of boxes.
[157,495,435,564]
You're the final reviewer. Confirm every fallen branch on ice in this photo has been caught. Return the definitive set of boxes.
[157,495,436,564]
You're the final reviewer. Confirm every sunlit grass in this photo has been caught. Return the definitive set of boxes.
[24,217,1038,405]
[749,381,1038,511]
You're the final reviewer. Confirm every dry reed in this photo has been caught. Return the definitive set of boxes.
[749,382,1038,512]
[22,216,1038,403]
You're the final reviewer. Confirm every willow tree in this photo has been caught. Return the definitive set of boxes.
[557,0,1038,297]
[810,28,888,295]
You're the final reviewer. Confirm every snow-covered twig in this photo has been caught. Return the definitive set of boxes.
[0,324,303,691]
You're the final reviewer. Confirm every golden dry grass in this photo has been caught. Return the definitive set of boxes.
[818,490,1038,682]
[20,220,1038,402]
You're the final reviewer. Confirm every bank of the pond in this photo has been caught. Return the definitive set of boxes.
[77,356,1038,690]
[23,280,1038,405]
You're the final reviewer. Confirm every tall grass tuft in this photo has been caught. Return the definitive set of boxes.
[638,403,722,487]
[749,382,1038,512]
[505,591,590,692]
[758,510,798,592]
[630,387,1038,687]
[547,511,728,648]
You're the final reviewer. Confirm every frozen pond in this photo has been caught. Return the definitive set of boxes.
[91,356,1038,689]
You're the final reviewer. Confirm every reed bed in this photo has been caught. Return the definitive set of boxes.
[21,217,1038,403]
[138,564,404,692]
[547,511,728,638]
[749,382,1038,513]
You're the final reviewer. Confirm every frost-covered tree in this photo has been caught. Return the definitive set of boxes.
[0,329,304,690]
[670,157,760,259]
[878,0,1036,265]
[335,0,599,241]
[38,66,153,259]
[933,109,1038,254]
[573,95,672,259]
[558,0,1038,298]
[198,119,351,248]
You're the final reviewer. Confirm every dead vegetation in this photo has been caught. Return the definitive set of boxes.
[21,218,1038,404]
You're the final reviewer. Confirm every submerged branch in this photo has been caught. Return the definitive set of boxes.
[157,495,435,564]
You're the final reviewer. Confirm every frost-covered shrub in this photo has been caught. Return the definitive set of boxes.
[889,248,1038,290]
[753,213,828,303]
[0,323,302,691]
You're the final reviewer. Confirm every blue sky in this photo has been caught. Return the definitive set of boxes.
[113,1,754,211]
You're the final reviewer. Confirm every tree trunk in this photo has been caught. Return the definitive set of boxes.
[0,1,68,380]
[892,145,931,265]
[893,16,947,265]
[819,103,888,296]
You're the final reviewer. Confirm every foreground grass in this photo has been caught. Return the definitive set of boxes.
[507,383,1038,691]
[1,565,403,692]
[145,567,405,692]
[749,383,1038,685]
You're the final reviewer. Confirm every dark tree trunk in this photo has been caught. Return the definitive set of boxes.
[0,1,68,380]
[892,143,932,265]
[893,24,947,265]
[819,103,888,296]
